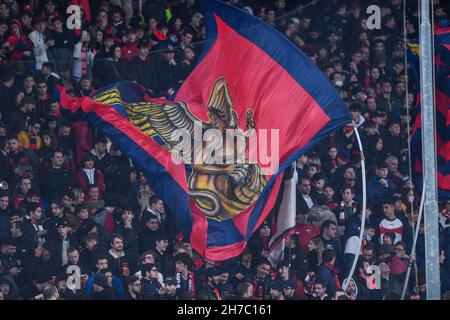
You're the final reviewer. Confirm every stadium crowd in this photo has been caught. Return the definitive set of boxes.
[0,0,450,300]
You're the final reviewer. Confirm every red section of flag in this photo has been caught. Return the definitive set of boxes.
[176,15,330,170]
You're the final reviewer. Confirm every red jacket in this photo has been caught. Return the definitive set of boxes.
[295,223,320,252]
[121,43,139,63]
[76,168,105,195]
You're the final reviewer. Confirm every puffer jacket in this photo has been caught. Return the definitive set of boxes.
[308,206,338,230]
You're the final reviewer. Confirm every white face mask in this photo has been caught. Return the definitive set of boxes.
[408,196,414,203]
[365,234,372,241]
[335,80,343,87]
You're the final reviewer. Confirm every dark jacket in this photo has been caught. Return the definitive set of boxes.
[92,287,116,300]
[80,243,109,273]
[141,277,161,300]
[197,283,222,300]
[0,252,21,277]
[0,208,10,238]
[138,228,161,253]
[92,50,111,87]
[114,224,139,271]
[0,150,10,181]
[384,133,407,158]
[129,56,158,94]
[23,256,61,285]
[107,249,131,280]
[47,235,80,267]
[22,219,42,250]
[248,234,270,259]
[154,58,182,96]
[154,250,174,277]
[43,215,66,239]
[0,82,15,123]
[40,165,77,202]
[296,191,317,213]
[252,275,271,300]
[367,176,397,206]
[96,58,127,87]
[316,263,338,297]
[284,246,308,280]
[103,155,133,198]
[90,150,111,175]
[12,235,34,266]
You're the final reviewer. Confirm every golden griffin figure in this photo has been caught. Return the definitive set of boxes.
[93,78,267,221]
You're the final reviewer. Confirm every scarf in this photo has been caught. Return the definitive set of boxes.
[8,148,28,167]
[213,287,222,300]
[81,46,88,75]
[337,201,357,226]
[253,278,266,300]
[28,132,38,150]
[326,200,337,211]
[176,271,195,296]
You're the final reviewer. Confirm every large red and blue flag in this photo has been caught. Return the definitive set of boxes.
[57,0,350,260]
[411,21,450,200]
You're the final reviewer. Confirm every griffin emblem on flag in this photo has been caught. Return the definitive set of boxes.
[91,78,267,221]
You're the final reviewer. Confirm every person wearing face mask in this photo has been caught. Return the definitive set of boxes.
[331,72,344,88]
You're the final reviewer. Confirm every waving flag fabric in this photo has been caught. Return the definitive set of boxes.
[57,0,350,261]
[268,163,298,267]
[411,21,450,200]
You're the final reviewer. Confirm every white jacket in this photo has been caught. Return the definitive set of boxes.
[28,30,48,70]
[72,41,96,81]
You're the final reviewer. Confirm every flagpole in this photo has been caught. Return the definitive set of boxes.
[342,121,367,291]
[401,186,425,299]
[419,0,441,300]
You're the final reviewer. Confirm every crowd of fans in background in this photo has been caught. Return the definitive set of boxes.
[0,0,450,300]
